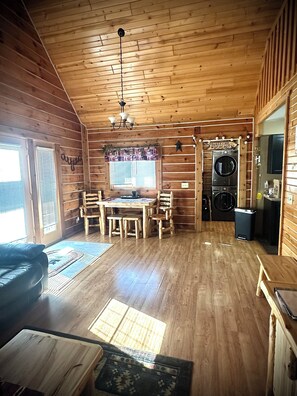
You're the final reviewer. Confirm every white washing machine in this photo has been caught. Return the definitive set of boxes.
[212,186,237,221]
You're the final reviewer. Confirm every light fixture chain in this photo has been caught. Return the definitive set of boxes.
[108,27,134,130]
[119,33,124,103]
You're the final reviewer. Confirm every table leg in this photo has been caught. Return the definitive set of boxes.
[99,205,106,235]
[266,311,276,396]
[256,264,265,297]
[143,206,148,238]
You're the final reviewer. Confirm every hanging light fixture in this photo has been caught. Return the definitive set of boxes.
[108,28,135,130]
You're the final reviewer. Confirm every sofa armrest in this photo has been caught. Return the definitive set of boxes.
[31,251,49,290]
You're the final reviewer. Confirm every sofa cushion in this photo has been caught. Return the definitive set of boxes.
[0,262,44,307]
[0,243,45,264]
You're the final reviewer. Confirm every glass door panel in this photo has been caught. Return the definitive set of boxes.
[0,142,33,242]
[35,146,61,245]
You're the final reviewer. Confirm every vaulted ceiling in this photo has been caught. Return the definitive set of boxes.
[24,0,283,129]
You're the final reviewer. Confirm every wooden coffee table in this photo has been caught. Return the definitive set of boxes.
[0,329,103,395]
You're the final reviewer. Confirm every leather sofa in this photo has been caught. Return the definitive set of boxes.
[0,243,48,326]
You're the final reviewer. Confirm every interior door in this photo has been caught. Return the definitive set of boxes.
[35,145,62,245]
[0,139,33,243]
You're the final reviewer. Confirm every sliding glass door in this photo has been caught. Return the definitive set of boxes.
[0,141,33,243]
[35,146,61,245]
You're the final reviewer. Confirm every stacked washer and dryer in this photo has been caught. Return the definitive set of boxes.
[211,150,238,221]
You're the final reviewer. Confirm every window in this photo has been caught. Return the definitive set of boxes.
[110,160,156,189]
[105,145,160,191]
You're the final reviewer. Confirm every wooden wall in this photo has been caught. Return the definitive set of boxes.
[88,118,253,231]
[254,0,297,258]
[0,1,83,238]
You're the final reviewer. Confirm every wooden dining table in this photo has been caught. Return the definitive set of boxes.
[97,197,156,238]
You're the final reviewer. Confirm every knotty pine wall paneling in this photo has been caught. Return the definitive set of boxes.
[24,0,283,128]
[0,1,84,239]
[255,0,297,258]
[88,118,253,231]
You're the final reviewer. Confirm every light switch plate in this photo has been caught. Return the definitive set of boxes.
[181,182,189,188]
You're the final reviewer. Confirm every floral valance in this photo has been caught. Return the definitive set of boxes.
[104,145,159,162]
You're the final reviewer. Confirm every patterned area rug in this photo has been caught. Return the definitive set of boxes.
[45,241,113,292]
[23,327,193,396]
[94,343,193,396]
[47,248,84,277]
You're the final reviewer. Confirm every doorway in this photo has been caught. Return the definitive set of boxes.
[255,105,285,254]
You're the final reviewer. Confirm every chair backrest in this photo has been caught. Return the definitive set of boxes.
[156,191,174,218]
[82,191,102,215]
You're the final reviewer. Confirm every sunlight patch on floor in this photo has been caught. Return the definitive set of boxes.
[89,298,166,354]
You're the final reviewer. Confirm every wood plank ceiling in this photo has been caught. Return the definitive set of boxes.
[24,0,283,129]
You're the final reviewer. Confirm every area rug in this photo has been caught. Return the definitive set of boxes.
[94,343,193,396]
[23,327,193,396]
[45,241,113,292]
[47,248,84,277]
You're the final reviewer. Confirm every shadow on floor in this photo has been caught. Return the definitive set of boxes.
[256,237,278,255]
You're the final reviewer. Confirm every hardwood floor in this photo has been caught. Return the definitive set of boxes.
[1,222,270,395]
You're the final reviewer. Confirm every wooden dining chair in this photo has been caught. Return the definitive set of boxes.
[149,191,175,239]
[79,191,102,235]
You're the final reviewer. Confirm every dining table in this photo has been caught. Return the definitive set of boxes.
[96,197,156,238]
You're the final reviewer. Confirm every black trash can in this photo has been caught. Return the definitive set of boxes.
[202,194,210,221]
[234,208,256,240]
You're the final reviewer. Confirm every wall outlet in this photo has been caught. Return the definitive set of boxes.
[181,182,189,188]
[287,193,294,205]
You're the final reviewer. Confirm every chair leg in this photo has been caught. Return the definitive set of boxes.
[158,220,163,239]
[119,219,124,238]
[84,218,89,236]
[108,219,112,238]
[170,219,175,235]
[124,219,128,238]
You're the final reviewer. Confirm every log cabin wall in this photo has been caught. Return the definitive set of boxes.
[88,118,252,231]
[254,0,297,257]
[0,1,84,238]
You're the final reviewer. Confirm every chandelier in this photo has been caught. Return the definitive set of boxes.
[108,28,135,130]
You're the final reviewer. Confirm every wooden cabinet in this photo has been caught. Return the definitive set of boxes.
[273,320,297,396]
[261,281,297,396]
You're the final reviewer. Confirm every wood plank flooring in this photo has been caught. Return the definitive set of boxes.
[0,222,271,395]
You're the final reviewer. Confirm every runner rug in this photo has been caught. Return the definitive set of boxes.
[45,241,113,292]
[24,327,193,396]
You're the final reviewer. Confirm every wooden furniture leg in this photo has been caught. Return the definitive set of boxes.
[99,205,106,235]
[256,264,265,297]
[143,206,148,238]
[266,312,276,396]
[84,217,89,236]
